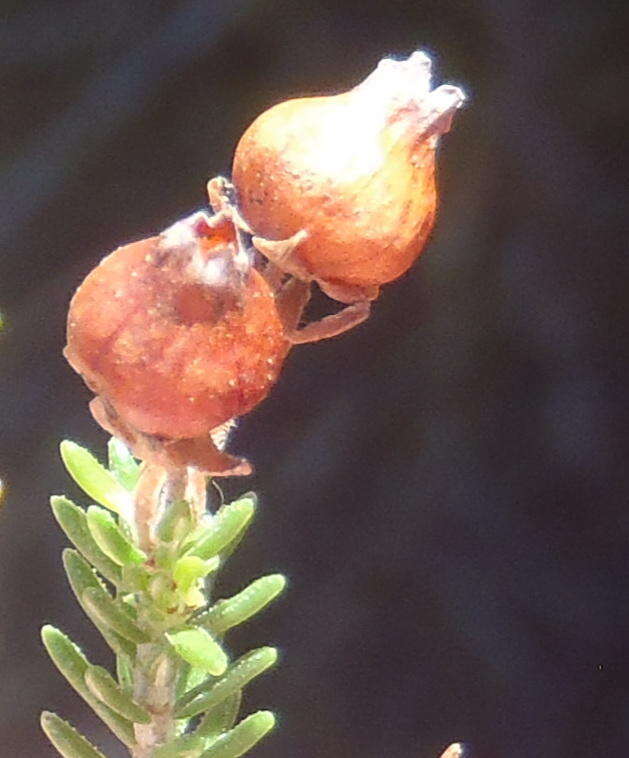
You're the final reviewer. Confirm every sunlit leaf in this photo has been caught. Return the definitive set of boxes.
[60,441,131,516]
[166,628,228,677]
[86,506,146,566]
[40,711,106,758]
[173,556,218,598]
[82,587,149,644]
[156,499,192,544]
[51,496,122,584]
[199,711,275,758]
[62,549,135,658]
[153,733,207,758]
[196,575,286,634]
[195,691,242,739]
[41,626,135,746]
[185,498,255,561]
[175,663,209,704]
[107,438,140,490]
[216,493,258,563]
[85,665,150,724]
[175,648,277,720]
[116,654,134,694]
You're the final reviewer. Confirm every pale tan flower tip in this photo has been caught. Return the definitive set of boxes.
[438,743,469,758]
[357,50,466,135]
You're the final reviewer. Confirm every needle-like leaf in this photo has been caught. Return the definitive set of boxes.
[86,506,146,566]
[85,665,151,724]
[215,493,258,564]
[40,711,106,758]
[173,556,218,597]
[62,549,136,658]
[175,648,277,720]
[156,499,192,544]
[82,587,150,644]
[195,575,286,634]
[153,733,207,758]
[166,628,228,677]
[195,691,242,739]
[107,438,140,490]
[175,663,209,703]
[116,653,134,694]
[198,711,275,758]
[60,440,131,516]
[185,498,255,561]
[51,496,122,584]
[41,626,135,746]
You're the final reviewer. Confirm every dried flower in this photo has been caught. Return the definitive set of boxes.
[65,212,288,475]
[232,51,465,304]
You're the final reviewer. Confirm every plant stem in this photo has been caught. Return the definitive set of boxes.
[131,643,178,758]
[133,464,169,554]
[130,464,205,757]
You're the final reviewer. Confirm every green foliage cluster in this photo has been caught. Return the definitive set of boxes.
[42,439,285,758]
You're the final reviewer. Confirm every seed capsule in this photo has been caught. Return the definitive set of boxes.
[232,51,464,303]
[65,212,288,475]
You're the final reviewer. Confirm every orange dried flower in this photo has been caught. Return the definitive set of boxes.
[65,212,288,475]
[231,51,465,305]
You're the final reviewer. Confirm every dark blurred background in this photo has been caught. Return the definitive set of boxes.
[1,1,628,756]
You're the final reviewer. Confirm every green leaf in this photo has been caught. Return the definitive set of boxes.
[153,733,207,758]
[156,499,192,544]
[175,663,209,703]
[173,556,219,597]
[41,626,92,700]
[175,648,278,720]
[185,498,255,561]
[121,563,151,593]
[195,691,242,739]
[85,665,151,724]
[216,493,258,563]
[51,496,122,585]
[175,663,192,702]
[62,549,136,658]
[107,438,140,490]
[196,575,286,634]
[86,506,146,566]
[41,626,135,747]
[40,711,106,758]
[199,711,275,758]
[116,654,134,694]
[166,628,228,677]
[60,440,131,515]
[82,587,150,644]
